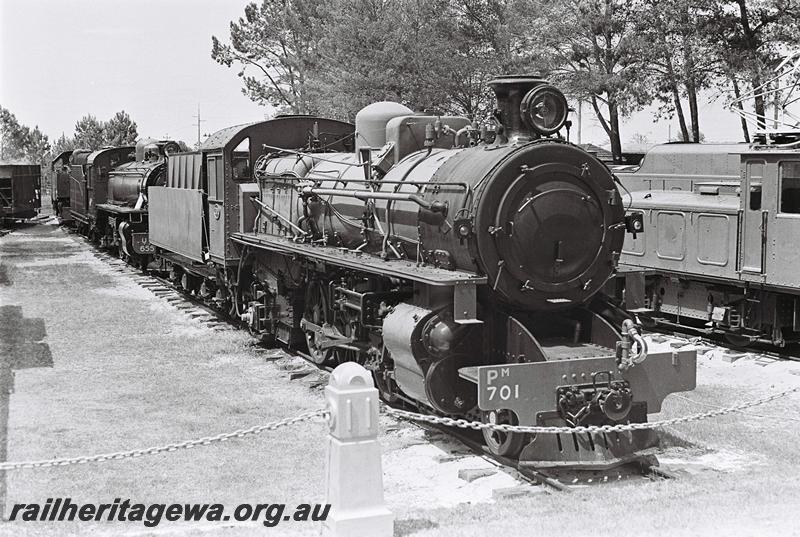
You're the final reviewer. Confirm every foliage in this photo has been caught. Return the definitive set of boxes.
[212,0,524,121]
[312,0,465,119]
[73,115,106,150]
[52,133,77,155]
[0,105,51,165]
[636,0,716,142]
[211,0,323,114]
[515,0,652,161]
[208,0,800,150]
[69,111,139,150]
[104,111,138,146]
[703,0,800,140]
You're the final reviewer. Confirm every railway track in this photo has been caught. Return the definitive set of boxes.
[644,322,800,363]
[63,228,682,494]
[70,237,236,333]
[421,422,675,493]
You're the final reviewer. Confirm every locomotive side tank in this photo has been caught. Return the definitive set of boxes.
[224,75,696,466]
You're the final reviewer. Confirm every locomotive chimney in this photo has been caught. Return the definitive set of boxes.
[488,75,568,143]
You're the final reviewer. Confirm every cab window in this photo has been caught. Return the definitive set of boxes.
[780,162,800,214]
[231,137,251,180]
[747,161,763,211]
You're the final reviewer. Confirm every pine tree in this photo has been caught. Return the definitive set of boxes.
[73,114,106,150]
[104,111,138,146]
[211,0,323,114]
[1,106,30,161]
[24,126,51,164]
[52,133,77,154]
[0,106,50,164]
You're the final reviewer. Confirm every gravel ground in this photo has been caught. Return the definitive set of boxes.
[1,221,799,536]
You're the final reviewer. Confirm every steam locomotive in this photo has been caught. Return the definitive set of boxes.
[615,136,800,348]
[141,75,695,467]
[57,139,183,263]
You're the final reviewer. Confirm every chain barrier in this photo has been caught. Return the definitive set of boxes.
[384,386,800,435]
[3,386,798,471]
[0,409,328,472]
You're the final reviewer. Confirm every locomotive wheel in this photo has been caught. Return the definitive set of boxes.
[482,409,529,458]
[303,281,333,365]
[373,370,400,404]
[226,281,240,318]
[331,315,358,365]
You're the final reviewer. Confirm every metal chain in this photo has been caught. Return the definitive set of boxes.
[384,386,800,435]
[0,409,328,471]
[4,386,797,471]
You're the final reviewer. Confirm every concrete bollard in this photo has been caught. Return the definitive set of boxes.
[323,362,394,537]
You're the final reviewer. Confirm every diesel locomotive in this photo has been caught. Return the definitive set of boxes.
[145,75,696,467]
[615,135,800,348]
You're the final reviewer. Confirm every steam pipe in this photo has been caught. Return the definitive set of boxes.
[301,186,447,213]
[249,196,308,237]
[256,172,470,192]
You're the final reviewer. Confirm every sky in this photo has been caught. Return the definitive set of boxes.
[1,0,269,146]
[0,0,755,148]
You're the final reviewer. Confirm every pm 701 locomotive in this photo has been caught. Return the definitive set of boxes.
[147,76,696,466]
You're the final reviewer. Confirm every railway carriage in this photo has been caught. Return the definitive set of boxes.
[0,164,41,223]
[616,138,800,347]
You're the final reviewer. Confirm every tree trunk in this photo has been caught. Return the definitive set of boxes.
[608,100,622,163]
[673,92,690,142]
[735,0,766,130]
[589,95,622,162]
[731,76,750,143]
[687,79,700,142]
[681,35,700,141]
[667,61,690,142]
[752,79,766,129]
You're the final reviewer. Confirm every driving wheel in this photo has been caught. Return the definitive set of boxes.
[303,280,332,365]
[482,409,529,458]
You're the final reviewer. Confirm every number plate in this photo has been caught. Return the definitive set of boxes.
[132,233,155,254]
[478,365,523,409]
